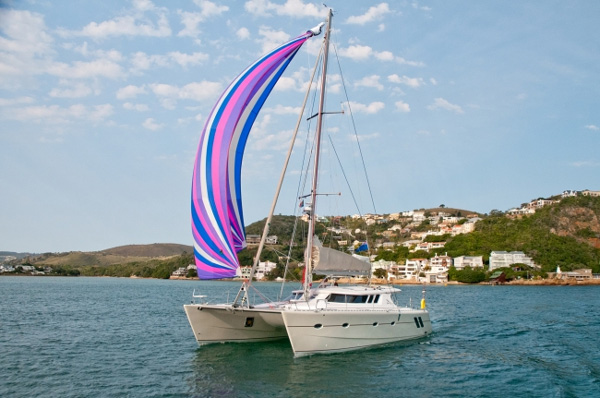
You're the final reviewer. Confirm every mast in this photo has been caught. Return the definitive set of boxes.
[304,8,333,296]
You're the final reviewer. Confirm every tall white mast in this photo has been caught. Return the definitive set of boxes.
[304,8,333,296]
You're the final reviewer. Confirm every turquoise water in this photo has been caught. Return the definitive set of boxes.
[1,277,599,397]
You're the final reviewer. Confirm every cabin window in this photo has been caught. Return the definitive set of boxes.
[327,294,346,303]
[348,295,368,303]
[367,295,373,303]
[414,317,420,328]
[245,317,254,328]
[418,317,424,328]
[327,294,370,304]
[373,295,380,303]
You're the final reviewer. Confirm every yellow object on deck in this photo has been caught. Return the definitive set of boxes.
[420,298,426,309]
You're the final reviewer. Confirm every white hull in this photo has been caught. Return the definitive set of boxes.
[282,308,431,357]
[183,304,287,344]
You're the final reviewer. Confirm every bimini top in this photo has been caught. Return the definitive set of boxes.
[191,29,318,279]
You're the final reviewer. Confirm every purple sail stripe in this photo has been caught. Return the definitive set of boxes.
[191,31,314,279]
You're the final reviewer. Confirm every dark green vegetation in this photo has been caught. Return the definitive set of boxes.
[6,197,599,281]
[444,196,600,273]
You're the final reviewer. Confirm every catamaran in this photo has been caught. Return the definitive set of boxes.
[184,9,432,357]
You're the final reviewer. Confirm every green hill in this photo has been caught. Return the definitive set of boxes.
[443,196,600,272]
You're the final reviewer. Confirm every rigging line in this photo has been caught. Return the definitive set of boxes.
[327,134,363,216]
[332,42,377,214]
[280,46,325,299]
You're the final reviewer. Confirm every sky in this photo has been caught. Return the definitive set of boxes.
[1,0,599,253]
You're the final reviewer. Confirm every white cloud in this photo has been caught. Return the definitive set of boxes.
[179,82,222,101]
[0,9,54,87]
[265,104,302,114]
[395,100,410,113]
[60,5,172,39]
[338,45,396,62]
[355,75,384,91]
[237,27,250,40]
[273,67,312,92]
[143,117,163,130]
[47,59,124,79]
[89,104,114,121]
[350,131,380,142]
[168,51,209,67]
[427,98,464,114]
[397,57,425,67]
[345,101,385,114]
[177,1,229,37]
[117,85,147,100]
[250,128,294,151]
[584,124,599,131]
[244,0,324,18]
[148,81,222,106]
[7,104,113,124]
[0,97,35,106]
[0,9,54,56]
[258,26,291,53]
[130,52,169,72]
[388,74,425,88]
[129,51,208,73]
[49,82,93,98]
[123,102,150,112]
[345,3,391,25]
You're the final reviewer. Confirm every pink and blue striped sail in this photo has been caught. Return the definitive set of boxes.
[192,30,315,279]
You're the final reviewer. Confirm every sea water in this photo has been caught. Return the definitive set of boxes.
[1,277,599,397]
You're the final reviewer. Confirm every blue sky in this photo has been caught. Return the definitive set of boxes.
[1,0,599,253]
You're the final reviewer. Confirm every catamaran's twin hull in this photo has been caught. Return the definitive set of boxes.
[184,303,431,356]
[183,304,287,344]
[282,309,431,357]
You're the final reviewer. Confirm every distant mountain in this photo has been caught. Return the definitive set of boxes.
[99,243,192,257]
[19,243,192,267]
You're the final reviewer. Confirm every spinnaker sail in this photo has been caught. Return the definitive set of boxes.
[192,31,315,279]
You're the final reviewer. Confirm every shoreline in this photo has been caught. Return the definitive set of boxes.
[4,274,600,286]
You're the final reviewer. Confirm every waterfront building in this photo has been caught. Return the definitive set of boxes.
[489,251,536,271]
[453,255,484,270]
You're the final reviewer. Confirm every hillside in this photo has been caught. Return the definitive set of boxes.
[6,197,599,278]
[23,243,192,267]
[444,196,600,272]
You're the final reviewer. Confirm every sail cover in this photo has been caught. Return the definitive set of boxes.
[192,31,315,279]
[311,237,372,276]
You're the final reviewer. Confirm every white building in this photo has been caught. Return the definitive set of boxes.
[253,260,277,280]
[396,259,427,280]
[582,190,600,197]
[489,251,536,271]
[453,256,484,270]
[430,253,453,268]
[371,259,395,280]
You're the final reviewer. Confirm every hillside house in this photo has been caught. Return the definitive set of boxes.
[430,253,452,268]
[453,255,484,270]
[582,190,600,197]
[390,261,420,280]
[489,251,536,271]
